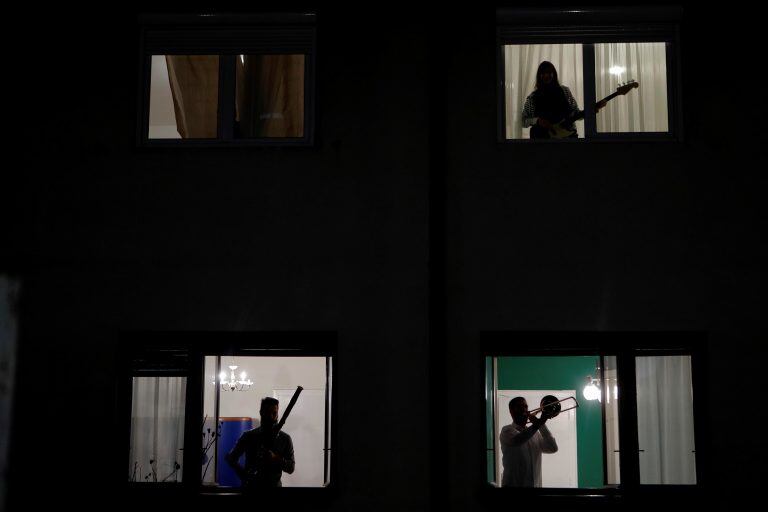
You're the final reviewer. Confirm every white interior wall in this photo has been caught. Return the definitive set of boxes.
[497,390,579,488]
[213,356,326,417]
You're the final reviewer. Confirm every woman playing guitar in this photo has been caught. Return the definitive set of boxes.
[522,61,606,139]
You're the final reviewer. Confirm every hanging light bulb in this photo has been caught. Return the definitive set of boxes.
[583,375,601,401]
[609,65,626,76]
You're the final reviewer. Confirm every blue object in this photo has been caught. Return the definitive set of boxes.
[217,417,253,486]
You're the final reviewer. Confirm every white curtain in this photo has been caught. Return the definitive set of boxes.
[504,44,584,139]
[595,42,669,133]
[129,377,187,482]
[636,356,696,484]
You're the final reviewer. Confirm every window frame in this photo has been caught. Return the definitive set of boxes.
[496,6,683,144]
[137,13,317,148]
[118,331,338,500]
[480,331,708,505]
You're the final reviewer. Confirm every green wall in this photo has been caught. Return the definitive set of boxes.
[495,356,603,487]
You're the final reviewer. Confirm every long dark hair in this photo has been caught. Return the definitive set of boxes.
[534,61,560,89]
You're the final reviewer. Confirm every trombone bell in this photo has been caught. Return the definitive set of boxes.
[526,395,579,422]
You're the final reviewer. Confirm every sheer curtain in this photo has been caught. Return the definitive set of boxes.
[636,356,696,484]
[129,377,187,482]
[504,44,584,139]
[595,42,669,132]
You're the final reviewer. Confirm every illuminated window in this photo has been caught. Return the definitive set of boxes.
[139,14,316,146]
[483,332,703,498]
[498,7,681,141]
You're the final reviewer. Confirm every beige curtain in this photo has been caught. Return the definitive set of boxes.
[237,55,305,138]
[165,55,219,139]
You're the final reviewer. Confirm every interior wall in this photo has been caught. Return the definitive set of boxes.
[213,356,326,417]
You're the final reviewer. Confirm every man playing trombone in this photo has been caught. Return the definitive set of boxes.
[499,396,559,487]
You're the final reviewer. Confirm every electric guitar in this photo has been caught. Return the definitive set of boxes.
[530,80,639,139]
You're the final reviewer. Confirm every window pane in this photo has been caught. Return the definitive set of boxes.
[603,356,620,485]
[503,44,585,139]
[149,55,219,139]
[487,356,608,488]
[594,42,668,133]
[129,377,186,482]
[235,54,305,138]
[636,355,696,484]
[203,356,329,488]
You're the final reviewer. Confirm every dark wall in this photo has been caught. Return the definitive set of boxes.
[8,4,429,511]
[6,1,766,511]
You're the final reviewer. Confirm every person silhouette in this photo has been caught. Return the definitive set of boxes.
[522,61,604,139]
[499,396,558,487]
[225,397,295,488]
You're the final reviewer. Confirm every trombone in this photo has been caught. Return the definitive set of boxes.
[525,395,579,423]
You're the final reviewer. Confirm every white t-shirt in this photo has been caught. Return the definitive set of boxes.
[499,422,558,487]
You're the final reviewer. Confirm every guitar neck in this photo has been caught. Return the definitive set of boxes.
[598,91,621,105]
[570,92,623,122]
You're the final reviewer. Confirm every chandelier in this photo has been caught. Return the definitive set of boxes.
[218,359,253,392]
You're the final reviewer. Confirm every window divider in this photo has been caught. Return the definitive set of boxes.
[582,43,597,138]
[599,355,609,486]
[496,39,507,143]
[183,349,203,492]
[323,356,331,485]
[137,54,152,146]
[616,352,640,490]
[213,355,222,486]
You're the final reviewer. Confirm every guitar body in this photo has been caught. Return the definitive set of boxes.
[527,80,639,140]
[530,120,577,139]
